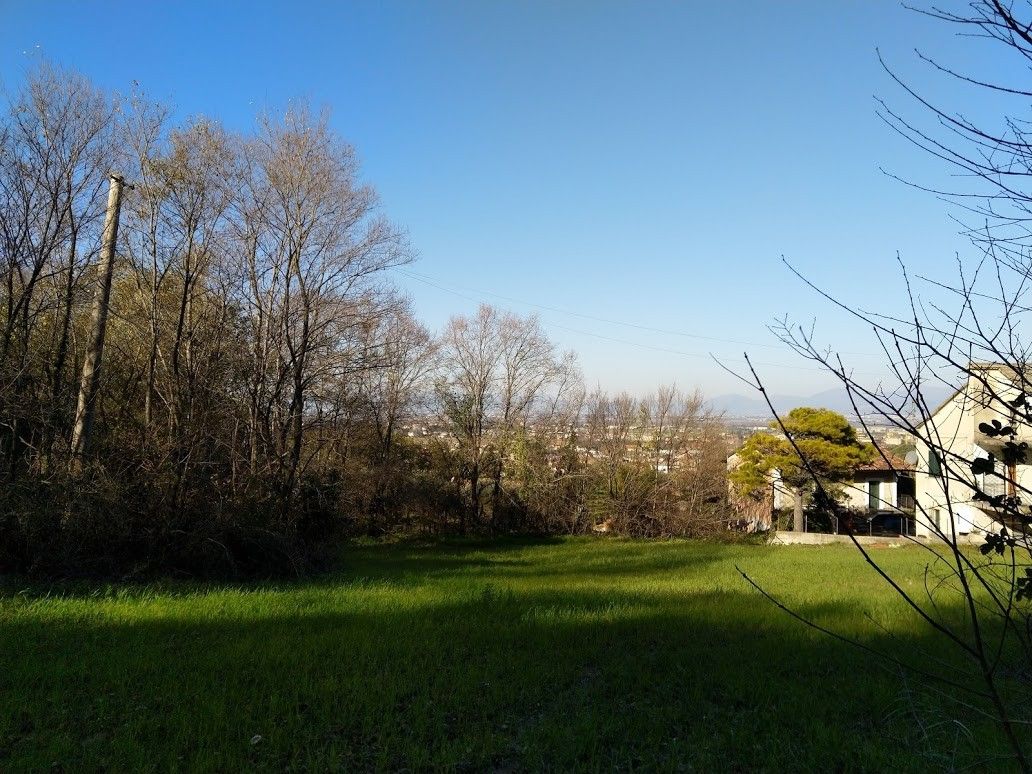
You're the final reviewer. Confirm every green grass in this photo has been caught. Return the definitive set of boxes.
[0,538,1016,771]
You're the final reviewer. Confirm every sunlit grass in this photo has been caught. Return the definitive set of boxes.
[0,538,1014,771]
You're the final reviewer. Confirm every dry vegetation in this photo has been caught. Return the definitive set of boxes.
[0,65,732,578]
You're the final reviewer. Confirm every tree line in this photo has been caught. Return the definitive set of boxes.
[0,64,731,577]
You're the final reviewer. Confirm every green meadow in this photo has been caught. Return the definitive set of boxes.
[0,539,1015,771]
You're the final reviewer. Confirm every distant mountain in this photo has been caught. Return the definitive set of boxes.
[708,392,816,419]
[709,384,954,420]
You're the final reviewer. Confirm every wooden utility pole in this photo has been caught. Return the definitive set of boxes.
[70,174,126,469]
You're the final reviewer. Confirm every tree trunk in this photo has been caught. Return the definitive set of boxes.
[469,462,480,528]
[793,489,804,532]
[492,462,503,531]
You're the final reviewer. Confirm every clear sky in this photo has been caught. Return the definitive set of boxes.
[0,1,1006,397]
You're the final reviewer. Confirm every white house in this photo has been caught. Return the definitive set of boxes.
[913,364,1031,541]
[729,447,918,534]
[839,453,914,513]
[827,453,915,536]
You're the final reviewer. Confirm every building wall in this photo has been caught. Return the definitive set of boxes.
[771,468,793,510]
[913,371,1028,539]
[840,477,897,511]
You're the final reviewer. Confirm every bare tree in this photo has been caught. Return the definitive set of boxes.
[490,310,576,527]
[354,296,438,528]
[583,390,647,530]
[646,386,729,535]
[436,305,504,530]
[436,304,578,531]
[234,104,411,508]
[583,387,728,536]
[0,70,424,574]
[120,91,172,434]
[0,64,117,473]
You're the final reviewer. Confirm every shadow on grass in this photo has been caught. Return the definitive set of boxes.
[0,577,1013,772]
[335,538,738,586]
[0,536,551,600]
[0,536,737,600]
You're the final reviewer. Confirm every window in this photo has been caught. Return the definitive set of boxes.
[931,508,941,531]
[928,449,943,477]
[868,480,881,512]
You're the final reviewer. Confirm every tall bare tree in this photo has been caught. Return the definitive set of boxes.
[437,304,504,529]
[354,297,438,527]
[436,305,578,530]
[234,105,410,507]
[0,64,117,473]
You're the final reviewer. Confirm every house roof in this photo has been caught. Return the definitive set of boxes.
[916,362,1025,431]
[923,385,964,425]
[857,450,913,473]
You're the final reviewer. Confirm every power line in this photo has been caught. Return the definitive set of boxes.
[396,267,793,350]
[394,267,886,363]
[546,321,887,376]
[393,267,889,377]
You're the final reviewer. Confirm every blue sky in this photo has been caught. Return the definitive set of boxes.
[0,1,1005,396]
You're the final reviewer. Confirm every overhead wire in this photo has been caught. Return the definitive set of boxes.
[393,267,891,377]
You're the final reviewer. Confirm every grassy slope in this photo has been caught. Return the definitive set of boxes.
[0,538,1012,772]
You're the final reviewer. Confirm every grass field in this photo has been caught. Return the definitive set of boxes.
[0,538,1015,771]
